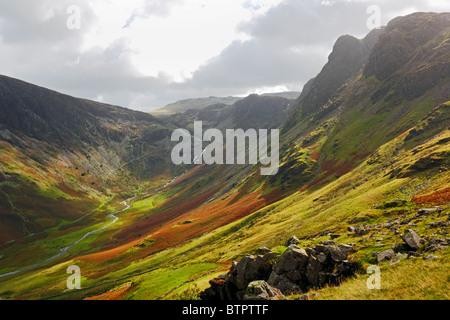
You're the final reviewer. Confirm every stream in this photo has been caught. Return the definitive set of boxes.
[0,171,187,280]
[0,200,131,279]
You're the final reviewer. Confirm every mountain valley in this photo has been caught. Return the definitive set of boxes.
[0,12,449,301]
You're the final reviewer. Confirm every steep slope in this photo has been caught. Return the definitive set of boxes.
[278,12,450,189]
[0,75,160,148]
[0,75,176,244]
[285,27,384,127]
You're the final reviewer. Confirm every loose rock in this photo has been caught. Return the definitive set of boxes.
[389,253,408,265]
[377,249,395,263]
[243,281,284,300]
[285,236,300,247]
[402,229,421,250]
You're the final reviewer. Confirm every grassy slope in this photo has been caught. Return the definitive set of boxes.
[1,105,447,300]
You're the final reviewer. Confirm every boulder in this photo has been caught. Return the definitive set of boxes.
[389,252,408,265]
[285,236,300,247]
[317,252,327,264]
[305,247,316,256]
[417,208,439,215]
[402,229,421,250]
[325,260,358,286]
[377,249,395,263]
[272,246,309,281]
[407,251,422,258]
[267,246,309,295]
[330,244,353,263]
[243,281,284,300]
[255,247,272,255]
[350,216,369,223]
[425,244,447,252]
[234,255,259,290]
[267,273,302,295]
[233,252,277,290]
[353,226,370,236]
[428,221,447,229]
[201,241,358,301]
[200,275,239,301]
[314,244,329,253]
[306,255,323,287]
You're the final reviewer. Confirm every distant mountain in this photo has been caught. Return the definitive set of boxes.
[260,91,301,100]
[150,96,242,117]
[150,92,300,117]
[167,93,292,131]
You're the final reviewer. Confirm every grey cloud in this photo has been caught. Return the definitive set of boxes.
[0,0,448,112]
[0,0,96,44]
[189,39,326,89]
[238,0,371,46]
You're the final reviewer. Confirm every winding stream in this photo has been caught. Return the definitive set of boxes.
[0,170,188,280]
[0,200,131,279]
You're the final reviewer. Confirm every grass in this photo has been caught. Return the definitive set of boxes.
[304,249,450,300]
[125,263,220,300]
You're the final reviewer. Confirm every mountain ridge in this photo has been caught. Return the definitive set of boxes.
[150,91,300,117]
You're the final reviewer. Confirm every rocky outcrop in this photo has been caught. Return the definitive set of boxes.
[200,238,357,300]
[267,245,309,295]
[200,250,278,300]
[201,202,448,301]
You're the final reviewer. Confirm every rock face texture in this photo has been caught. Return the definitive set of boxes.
[200,239,357,300]
[377,249,395,263]
[200,250,278,300]
[243,281,284,301]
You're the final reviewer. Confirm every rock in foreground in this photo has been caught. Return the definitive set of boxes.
[200,239,357,300]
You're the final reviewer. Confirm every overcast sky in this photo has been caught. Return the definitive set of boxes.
[0,0,448,111]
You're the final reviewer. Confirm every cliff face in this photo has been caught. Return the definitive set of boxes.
[364,12,450,81]
[365,12,450,103]
[294,28,384,118]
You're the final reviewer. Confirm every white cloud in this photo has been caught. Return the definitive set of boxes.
[0,0,448,111]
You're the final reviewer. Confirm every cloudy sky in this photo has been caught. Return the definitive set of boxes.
[0,0,448,111]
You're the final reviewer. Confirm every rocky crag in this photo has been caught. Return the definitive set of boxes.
[201,204,449,300]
